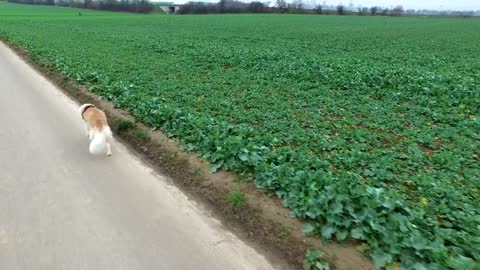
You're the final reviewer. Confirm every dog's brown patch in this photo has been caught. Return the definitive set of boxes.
[83,106,108,130]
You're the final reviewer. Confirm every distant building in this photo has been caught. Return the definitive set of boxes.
[151,1,181,14]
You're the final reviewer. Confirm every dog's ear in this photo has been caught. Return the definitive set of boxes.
[79,104,86,114]
[79,104,92,115]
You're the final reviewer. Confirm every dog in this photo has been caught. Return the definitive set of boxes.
[79,104,113,156]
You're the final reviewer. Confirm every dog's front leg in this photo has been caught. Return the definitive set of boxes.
[106,142,112,156]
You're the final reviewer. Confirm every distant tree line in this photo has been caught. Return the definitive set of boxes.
[178,0,264,14]
[178,0,478,17]
[178,0,317,14]
[353,5,476,17]
[5,0,154,13]
[6,0,55,5]
[4,0,477,17]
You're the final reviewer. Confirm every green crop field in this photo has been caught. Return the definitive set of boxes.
[1,2,479,268]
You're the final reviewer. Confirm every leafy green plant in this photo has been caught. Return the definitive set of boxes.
[113,118,135,133]
[304,250,330,270]
[129,129,150,142]
[227,191,246,209]
[192,167,203,175]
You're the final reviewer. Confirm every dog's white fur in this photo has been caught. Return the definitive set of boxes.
[79,104,113,156]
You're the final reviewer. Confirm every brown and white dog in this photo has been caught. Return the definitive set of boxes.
[79,104,113,156]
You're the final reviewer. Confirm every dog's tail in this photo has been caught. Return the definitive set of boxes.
[89,127,112,155]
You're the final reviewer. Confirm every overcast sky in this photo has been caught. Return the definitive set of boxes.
[173,0,479,10]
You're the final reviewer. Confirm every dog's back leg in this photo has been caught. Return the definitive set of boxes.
[106,140,112,156]
[106,130,112,156]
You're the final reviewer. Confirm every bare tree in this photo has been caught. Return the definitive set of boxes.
[370,6,377,15]
[357,6,368,15]
[218,0,226,13]
[314,4,322,14]
[406,9,415,15]
[292,0,304,10]
[247,1,265,13]
[336,4,344,15]
[275,0,286,11]
[391,5,404,16]
[381,8,389,16]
